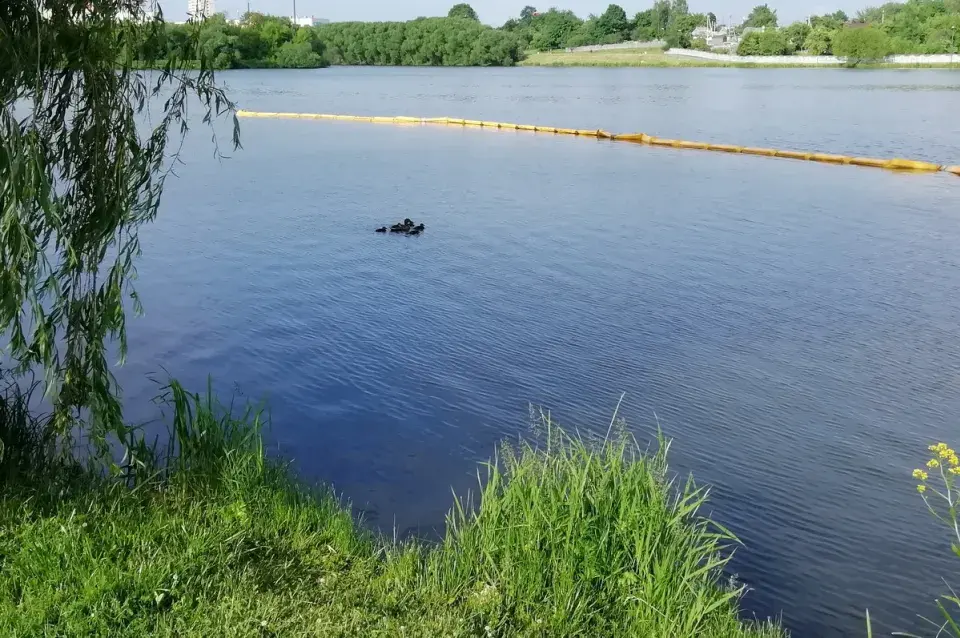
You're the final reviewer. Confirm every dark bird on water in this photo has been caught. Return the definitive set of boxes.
[379,218,425,236]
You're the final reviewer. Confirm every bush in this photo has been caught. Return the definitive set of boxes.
[782,21,811,50]
[832,25,891,65]
[691,37,711,50]
[803,25,834,54]
[887,35,924,54]
[737,29,794,55]
[664,24,689,48]
[273,41,326,68]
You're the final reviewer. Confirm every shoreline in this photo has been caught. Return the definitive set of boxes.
[519,50,960,69]
[0,382,784,636]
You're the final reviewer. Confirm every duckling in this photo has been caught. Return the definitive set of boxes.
[413,223,425,231]
[375,226,387,233]
[390,223,407,232]
[403,218,414,227]
[407,227,422,236]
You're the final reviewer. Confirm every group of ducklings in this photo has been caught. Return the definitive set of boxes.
[376,218,425,236]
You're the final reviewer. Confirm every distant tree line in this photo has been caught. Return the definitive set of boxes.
[501,1,709,50]
[137,8,521,68]
[497,0,959,57]
[733,0,960,59]
[317,18,522,66]
[137,13,329,69]
[137,0,960,69]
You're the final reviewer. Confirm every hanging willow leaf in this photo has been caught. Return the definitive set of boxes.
[0,0,239,455]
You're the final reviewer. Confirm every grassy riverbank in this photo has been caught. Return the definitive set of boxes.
[520,49,960,69]
[520,50,737,67]
[0,382,783,637]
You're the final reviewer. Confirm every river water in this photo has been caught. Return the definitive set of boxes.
[120,67,960,637]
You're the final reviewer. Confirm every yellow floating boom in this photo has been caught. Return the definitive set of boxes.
[235,110,954,177]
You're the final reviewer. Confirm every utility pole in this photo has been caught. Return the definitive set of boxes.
[292,0,297,23]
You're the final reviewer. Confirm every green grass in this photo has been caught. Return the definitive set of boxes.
[519,49,960,69]
[518,49,824,68]
[0,381,784,637]
[519,50,737,67]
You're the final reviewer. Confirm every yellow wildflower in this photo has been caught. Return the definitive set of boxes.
[950,467,960,476]
[938,447,957,461]
[913,469,929,481]
[928,459,940,469]
[950,455,960,468]
[930,444,942,452]
[918,484,927,493]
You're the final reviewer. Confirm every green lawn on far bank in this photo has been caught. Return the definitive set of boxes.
[0,382,784,638]
[519,49,960,69]
[520,49,735,67]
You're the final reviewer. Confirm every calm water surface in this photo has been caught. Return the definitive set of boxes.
[121,68,960,637]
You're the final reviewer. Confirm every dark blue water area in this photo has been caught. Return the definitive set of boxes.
[116,68,960,637]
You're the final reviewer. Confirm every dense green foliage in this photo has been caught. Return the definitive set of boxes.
[317,18,522,66]
[782,21,812,49]
[832,25,894,63]
[496,0,959,56]
[666,12,709,48]
[744,4,779,28]
[737,29,794,55]
[135,13,328,69]
[499,1,707,50]
[730,0,960,56]
[448,3,480,21]
[0,381,784,637]
[858,0,960,52]
[803,25,836,53]
[142,11,521,67]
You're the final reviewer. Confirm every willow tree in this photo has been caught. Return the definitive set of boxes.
[0,0,238,458]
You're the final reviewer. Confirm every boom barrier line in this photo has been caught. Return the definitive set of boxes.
[237,110,960,177]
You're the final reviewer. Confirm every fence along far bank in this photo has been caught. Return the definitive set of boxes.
[236,110,959,177]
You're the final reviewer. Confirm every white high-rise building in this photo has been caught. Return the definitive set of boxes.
[187,0,214,20]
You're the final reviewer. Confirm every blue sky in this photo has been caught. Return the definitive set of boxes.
[163,0,865,28]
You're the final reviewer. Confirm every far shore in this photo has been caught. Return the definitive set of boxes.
[520,49,960,69]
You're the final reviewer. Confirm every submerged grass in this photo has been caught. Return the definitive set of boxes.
[0,381,784,637]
